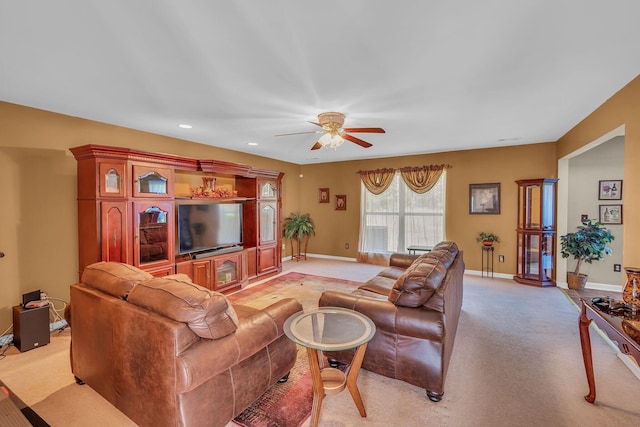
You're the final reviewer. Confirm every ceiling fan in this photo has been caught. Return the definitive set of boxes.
[276,112,385,150]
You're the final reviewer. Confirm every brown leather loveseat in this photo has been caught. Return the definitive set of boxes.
[66,262,302,427]
[319,241,464,402]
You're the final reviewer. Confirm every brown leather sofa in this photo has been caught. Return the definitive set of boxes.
[66,262,302,427]
[319,241,464,402]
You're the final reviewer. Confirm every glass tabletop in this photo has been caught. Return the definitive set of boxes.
[284,307,376,352]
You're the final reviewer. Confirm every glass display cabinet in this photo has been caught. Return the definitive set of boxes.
[514,178,558,287]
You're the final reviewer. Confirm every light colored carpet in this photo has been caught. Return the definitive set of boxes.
[1,258,640,426]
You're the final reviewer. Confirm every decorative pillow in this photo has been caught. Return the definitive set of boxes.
[127,274,239,339]
[388,258,447,307]
[81,261,153,299]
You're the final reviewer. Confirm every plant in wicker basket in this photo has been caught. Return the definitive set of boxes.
[560,218,614,290]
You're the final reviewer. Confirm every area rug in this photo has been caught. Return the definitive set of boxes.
[229,272,362,427]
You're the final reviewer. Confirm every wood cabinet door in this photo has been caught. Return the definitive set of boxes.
[214,254,242,291]
[99,162,127,198]
[259,202,277,244]
[192,259,212,289]
[258,245,277,274]
[258,180,277,200]
[101,201,129,264]
[133,201,174,268]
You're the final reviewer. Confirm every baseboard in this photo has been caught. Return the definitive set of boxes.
[283,254,358,263]
[0,320,68,347]
[464,270,513,280]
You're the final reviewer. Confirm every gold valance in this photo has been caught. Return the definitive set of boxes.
[358,164,450,195]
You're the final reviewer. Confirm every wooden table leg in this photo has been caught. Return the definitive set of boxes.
[345,343,368,417]
[306,348,324,427]
[579,302,596,403]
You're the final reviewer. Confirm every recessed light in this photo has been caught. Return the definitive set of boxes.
[178,124,192,129]
[248,142,258,146]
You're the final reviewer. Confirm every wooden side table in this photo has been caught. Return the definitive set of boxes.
[284,307,376,427]
[579,298,640,403]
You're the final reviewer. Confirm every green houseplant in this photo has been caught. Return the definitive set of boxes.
[560,218,614,290]
[282,212,315,261]
[476,232,500,247]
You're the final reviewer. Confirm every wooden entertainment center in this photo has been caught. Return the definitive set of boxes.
[71,144,283,293]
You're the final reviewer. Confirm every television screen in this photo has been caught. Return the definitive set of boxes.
[177,202,243,255]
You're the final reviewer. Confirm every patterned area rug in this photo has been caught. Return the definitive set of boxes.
[229,272,361,427]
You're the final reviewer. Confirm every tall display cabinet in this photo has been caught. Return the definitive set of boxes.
[71,144,283,293]
[514,178,558,287]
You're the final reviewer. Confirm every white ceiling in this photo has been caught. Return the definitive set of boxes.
[1,1,639,165]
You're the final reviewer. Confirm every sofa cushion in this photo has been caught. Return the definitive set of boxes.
[431,240,459,254]
[127,274,239,339]
[387,257,447,307]
[81,261,153,299]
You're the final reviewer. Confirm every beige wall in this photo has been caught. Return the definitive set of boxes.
[0,102,302,331]
[1,73,638,332]
[300,143,557,270]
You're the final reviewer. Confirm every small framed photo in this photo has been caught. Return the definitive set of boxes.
[469,183,500,214]
[599,204,622,224]
[335,195,347,210]
[318,188,330,203]
[599,180,622,200]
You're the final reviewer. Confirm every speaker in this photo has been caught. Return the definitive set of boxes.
[12,305,50,352]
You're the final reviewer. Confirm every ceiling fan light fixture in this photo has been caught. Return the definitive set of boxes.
[319,132,344,150]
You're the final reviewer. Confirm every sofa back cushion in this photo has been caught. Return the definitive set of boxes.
[127,274,239,339]
[387,242,459,308]
[81,261,153,299]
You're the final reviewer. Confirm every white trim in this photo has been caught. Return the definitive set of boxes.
[556,124,625,285]
[463,270,513,280]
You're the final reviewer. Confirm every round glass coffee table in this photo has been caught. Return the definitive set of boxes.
[284,306,376,427]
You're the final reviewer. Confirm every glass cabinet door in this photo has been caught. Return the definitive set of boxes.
[259,202,276,243]
[259,180,277,199]
[134,202,173,266]
[133,165,173,197]
[515,178,558,287]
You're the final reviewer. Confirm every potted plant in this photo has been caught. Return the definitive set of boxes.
[477,232,500,247]
[282,212,315,261]
[560,218,614,290]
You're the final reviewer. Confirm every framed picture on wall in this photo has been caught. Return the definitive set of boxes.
[599,204,622,224]
[318,188,330,203]
[598,180,622,200]
[335,195,347,210]
[469,183,501,214]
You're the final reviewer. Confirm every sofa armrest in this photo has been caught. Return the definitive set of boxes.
[319,291,443,341]
[260,298,303,335]
[175,297,301,393]
[389,253,419,269]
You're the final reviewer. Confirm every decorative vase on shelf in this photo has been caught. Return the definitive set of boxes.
[623,267,640,306]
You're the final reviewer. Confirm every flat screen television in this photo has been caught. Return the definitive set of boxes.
[176,201,243,255]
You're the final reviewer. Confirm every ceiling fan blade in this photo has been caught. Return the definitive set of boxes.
[275,130,323,137]
[308,121,323,127]
[311,141,323,150]
[343,127,385,133]
[343,133,373,148]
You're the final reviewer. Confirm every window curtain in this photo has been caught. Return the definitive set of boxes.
[357,164,448,265]
[358,168,396,195]
[399,164,447,194]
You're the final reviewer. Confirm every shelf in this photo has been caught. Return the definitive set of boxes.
[174,196,255,202]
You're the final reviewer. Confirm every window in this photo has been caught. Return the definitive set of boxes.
[360,172,445,253]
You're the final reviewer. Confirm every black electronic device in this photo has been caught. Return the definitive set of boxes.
[176,201,243,256]
[22,290,41,308]
[12,305,50,352]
